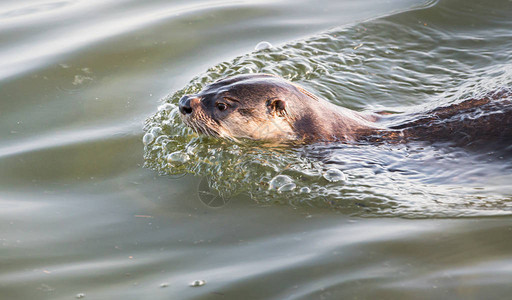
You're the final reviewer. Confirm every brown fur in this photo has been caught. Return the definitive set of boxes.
[178,74,512,146]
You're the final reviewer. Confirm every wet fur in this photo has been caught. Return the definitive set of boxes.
[179,74,512,147]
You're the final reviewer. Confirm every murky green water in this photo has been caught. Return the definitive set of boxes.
[2,0,512,299]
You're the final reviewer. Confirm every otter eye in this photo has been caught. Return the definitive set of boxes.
[216,102,228,111]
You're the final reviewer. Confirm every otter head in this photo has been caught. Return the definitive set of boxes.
[178,74,317,142]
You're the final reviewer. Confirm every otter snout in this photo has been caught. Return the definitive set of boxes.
[179,95,193,115]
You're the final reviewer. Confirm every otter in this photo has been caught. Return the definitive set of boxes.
[178,73,512,146]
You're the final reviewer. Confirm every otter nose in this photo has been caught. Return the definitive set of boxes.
[179,95,193,115]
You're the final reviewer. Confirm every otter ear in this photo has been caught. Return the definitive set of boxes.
[266,99,286,116]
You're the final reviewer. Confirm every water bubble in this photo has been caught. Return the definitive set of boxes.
[323,168,347,182]
[278,182,296,193]
[155,135,169,145]
[142,132,155,145]
[150,126,162,136]
[167,151,190,164]
[269,175,294,190]
[158,103,175,111]
[255,41,272,51]
[189,280,206,287]
[300,187,311,193]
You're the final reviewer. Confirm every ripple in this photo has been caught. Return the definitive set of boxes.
[143,1,512,217]
[0,122,137,159]
[0,0,276,81]
[0,1,74,20]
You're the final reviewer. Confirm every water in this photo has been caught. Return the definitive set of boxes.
[2,0,512,299]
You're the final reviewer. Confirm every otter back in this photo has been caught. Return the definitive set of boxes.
[387,90,512,146]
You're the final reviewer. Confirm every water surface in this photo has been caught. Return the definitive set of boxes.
[1,0,512,299]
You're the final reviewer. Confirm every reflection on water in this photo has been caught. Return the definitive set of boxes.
[2,0,512,299]
[0,1,73,20]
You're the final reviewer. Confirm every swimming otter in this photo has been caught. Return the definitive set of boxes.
[178,74,512,145]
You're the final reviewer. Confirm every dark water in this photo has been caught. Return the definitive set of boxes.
[2,0,512,299]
